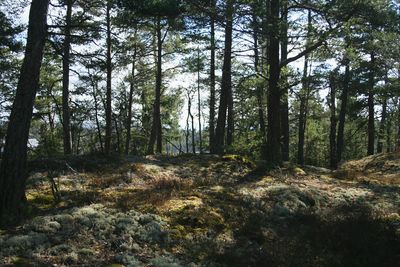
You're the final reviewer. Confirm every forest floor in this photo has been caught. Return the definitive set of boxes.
[0,153,399,267]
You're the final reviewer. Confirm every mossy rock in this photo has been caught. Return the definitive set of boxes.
[292,167,306,176]
[222,154,256,168]
[174,207,226,231]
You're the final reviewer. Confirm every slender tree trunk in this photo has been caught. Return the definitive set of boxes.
[114,117,121,154]
[179,136,182,154]
[367,53,375,156]
[197,49,203,153]
[252,5,267,141]
[397,99,400,151]
[214,0,234,154]
[62,0,73,155]
[337,59,350,163]
[377,96,387,153]
[148,17,163,154]
[186,92,191,153]
[266,0,282,165]
[92,81,104,153]
[125,41,137,155]
[0,0,49,224]
[329,71,338,169]
[227,74,234,146]
[280,0,289,161]
[209,0,216,152]
[190,103,196,154]
[297,10,312,166]
[386,113,392,153]
[105,1,112,154]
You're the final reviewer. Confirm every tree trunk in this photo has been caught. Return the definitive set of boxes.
[337,59,350,163]
[265,0,282,165]
[197,49,203,153]
[148,17,163,154]
[105,1,112,154]
[62,0,73,155]
[186,91,192,153]
[209,0,216,153]
[252,5,267,142]
[297,10,312,166]
[397,99,400,151]
[377,96,387,153]
[125,41,137,155]
[92,80,104,153]
[114,117,121,154]
[213,0,234,154]
[0,0,49,224]
[280,0,289,161]
[227,72,234,146]
[367,53,375,156]
[329,71,338,169]
[190,102,196,154]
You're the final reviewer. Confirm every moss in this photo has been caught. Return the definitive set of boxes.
[115,253,140,267]
[222,154,256,168]
[173,206,226,233]
[150,255,181,267]
[10,256,33,266]
[49,244,74,255]
[162,197,203,212]
[26,191,55,209]
[256,176,274,186]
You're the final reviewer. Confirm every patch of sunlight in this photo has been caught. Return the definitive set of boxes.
[292,167,307,176]
[319,175,333,180]
[163,196,203,212]
[210,185,225,192]
[26,191,55,209]
[256,176,274,186]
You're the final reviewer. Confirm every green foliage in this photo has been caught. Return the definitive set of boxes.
[118,0,184,18]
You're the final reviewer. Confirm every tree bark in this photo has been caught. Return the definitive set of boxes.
[209,0,216,153]
[367,53,375,156]
[227,71,234,146]
[105,1,112,154]
[252,4,267,142]
[0,0,49,224]
[91,79,104,153]
[190,98,196,154]
[265,0,282,165]
[297,10,312,166]
[377,96,387,153]
[214,0,234,154]
[397,98,400,151]
[114,116,121,154]
[147,17,163,154]
[337,59,350,163]
[197,49,203,153]
[329,71,338,169]
[62,0,73,155]
[125,40,137,155]
[280,0,289,161]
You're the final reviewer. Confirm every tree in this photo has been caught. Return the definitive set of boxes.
[105,0,113,154]
[0,0,50,224]
[213,0,234,154]
[329,69,338,169]
[265,0,281,165]
[209,0,216,153]
[61,0,74,155]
